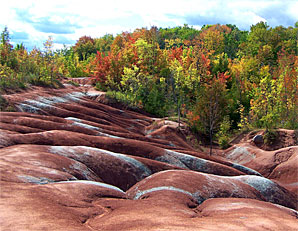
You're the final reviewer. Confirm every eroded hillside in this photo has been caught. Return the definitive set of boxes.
[0,83,297,231]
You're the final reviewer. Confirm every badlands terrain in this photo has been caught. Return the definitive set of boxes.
[0,79,297,230]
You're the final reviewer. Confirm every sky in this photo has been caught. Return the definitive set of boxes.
[1,0,297,50]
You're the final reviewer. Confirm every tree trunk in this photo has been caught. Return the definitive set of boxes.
[178,95,182,128]
[178,106,180,128]
[209,128,213,155]
[209,96,213,156]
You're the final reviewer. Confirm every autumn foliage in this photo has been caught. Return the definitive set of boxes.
[1,22,298,145]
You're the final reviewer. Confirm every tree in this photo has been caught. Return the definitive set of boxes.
[1,26,10,45]
[158,25,199,49]
[74,36,96,61]
[15,43,25,51]
[242,22,271,57]
[224,24,248,59]
[276,49,298,128]
[95,34,114,55]
[192,77,229,155]
[249,65,281,129]
[43,36,55,83]
[43,36,54,57]
[0,26,16,69]
[194,24,231,56]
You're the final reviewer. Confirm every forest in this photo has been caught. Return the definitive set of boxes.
[0,22,297,148]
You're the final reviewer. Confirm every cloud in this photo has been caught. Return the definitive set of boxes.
[14,8,81,34]
[9,31,31,48]
[1,0,297,50]
[181,1,266,30]
[33,19,77,34]
[180,0,297,30]
[54,35,76,45]
[11,31,29,40]
[257,2,297,27]
[184,11,266,30]
[13,8,33,24]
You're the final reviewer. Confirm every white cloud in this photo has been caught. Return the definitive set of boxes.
[0,0,297,50]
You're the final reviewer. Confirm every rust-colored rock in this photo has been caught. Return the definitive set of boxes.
[0,84,297,230]
[224,143,298,197]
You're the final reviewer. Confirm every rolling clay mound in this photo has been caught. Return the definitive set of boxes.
[230,129,298,151]
[224,142,298,196]
[1,84,297,230]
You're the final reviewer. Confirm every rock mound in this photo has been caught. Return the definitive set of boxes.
[0,85,297,230]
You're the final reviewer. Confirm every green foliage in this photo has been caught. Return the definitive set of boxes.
[90,22,297,137]
[263,129,278,145]
[237,103,251,131]
[2,22,297,143]
[66,80,80,87]
[0,27,65,92]
[211,53,229,75]
[141,79,169,117]
[120,65,169,117]
[95,34,114,55]
[249,66,280,129]
[191,77,229,152]
[1,26,10,44]
[224,24,248,59]
[105,90,136,109]
[0,65,27,91]
[216,116,231,149]
[159,24,200,48]
[74,36,97,61]
[0,94,8,110]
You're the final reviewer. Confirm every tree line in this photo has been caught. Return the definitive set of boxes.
[1,22,297,150]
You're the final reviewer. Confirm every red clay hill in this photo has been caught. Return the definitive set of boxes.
[0,81,297,230]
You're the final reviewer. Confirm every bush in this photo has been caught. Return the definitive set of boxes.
[216,116,231,149]
[141,83,169,117]
[105,91,137,108]
[0,94,8,111]
[66,80,80,87]
[218,136,230,149]
[263,130,278,145]
[0,65,28,91]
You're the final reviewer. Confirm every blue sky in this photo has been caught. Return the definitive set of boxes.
[1,0,297,50]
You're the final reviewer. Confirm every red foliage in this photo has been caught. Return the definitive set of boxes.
[217,72,231,83]
[276,48,298,101]
[201,54,210,68]
[187,111,200,126]
[74,36,95,50]
[200,53,212,77]
[93,51,111,84]
[169,46,183,63]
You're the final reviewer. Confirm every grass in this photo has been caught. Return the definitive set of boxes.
[263,129,278,145]
[0,94,16,112]
[66,80,80,87]
[0,94,8,111]
[105,91,138,109]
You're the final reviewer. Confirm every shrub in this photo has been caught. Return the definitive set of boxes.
[0,94,8,111]
[216,116,231,149]
[263,129,278,145]
[105,90,136,108]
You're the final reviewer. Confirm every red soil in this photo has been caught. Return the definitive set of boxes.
[0,84,297,230]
